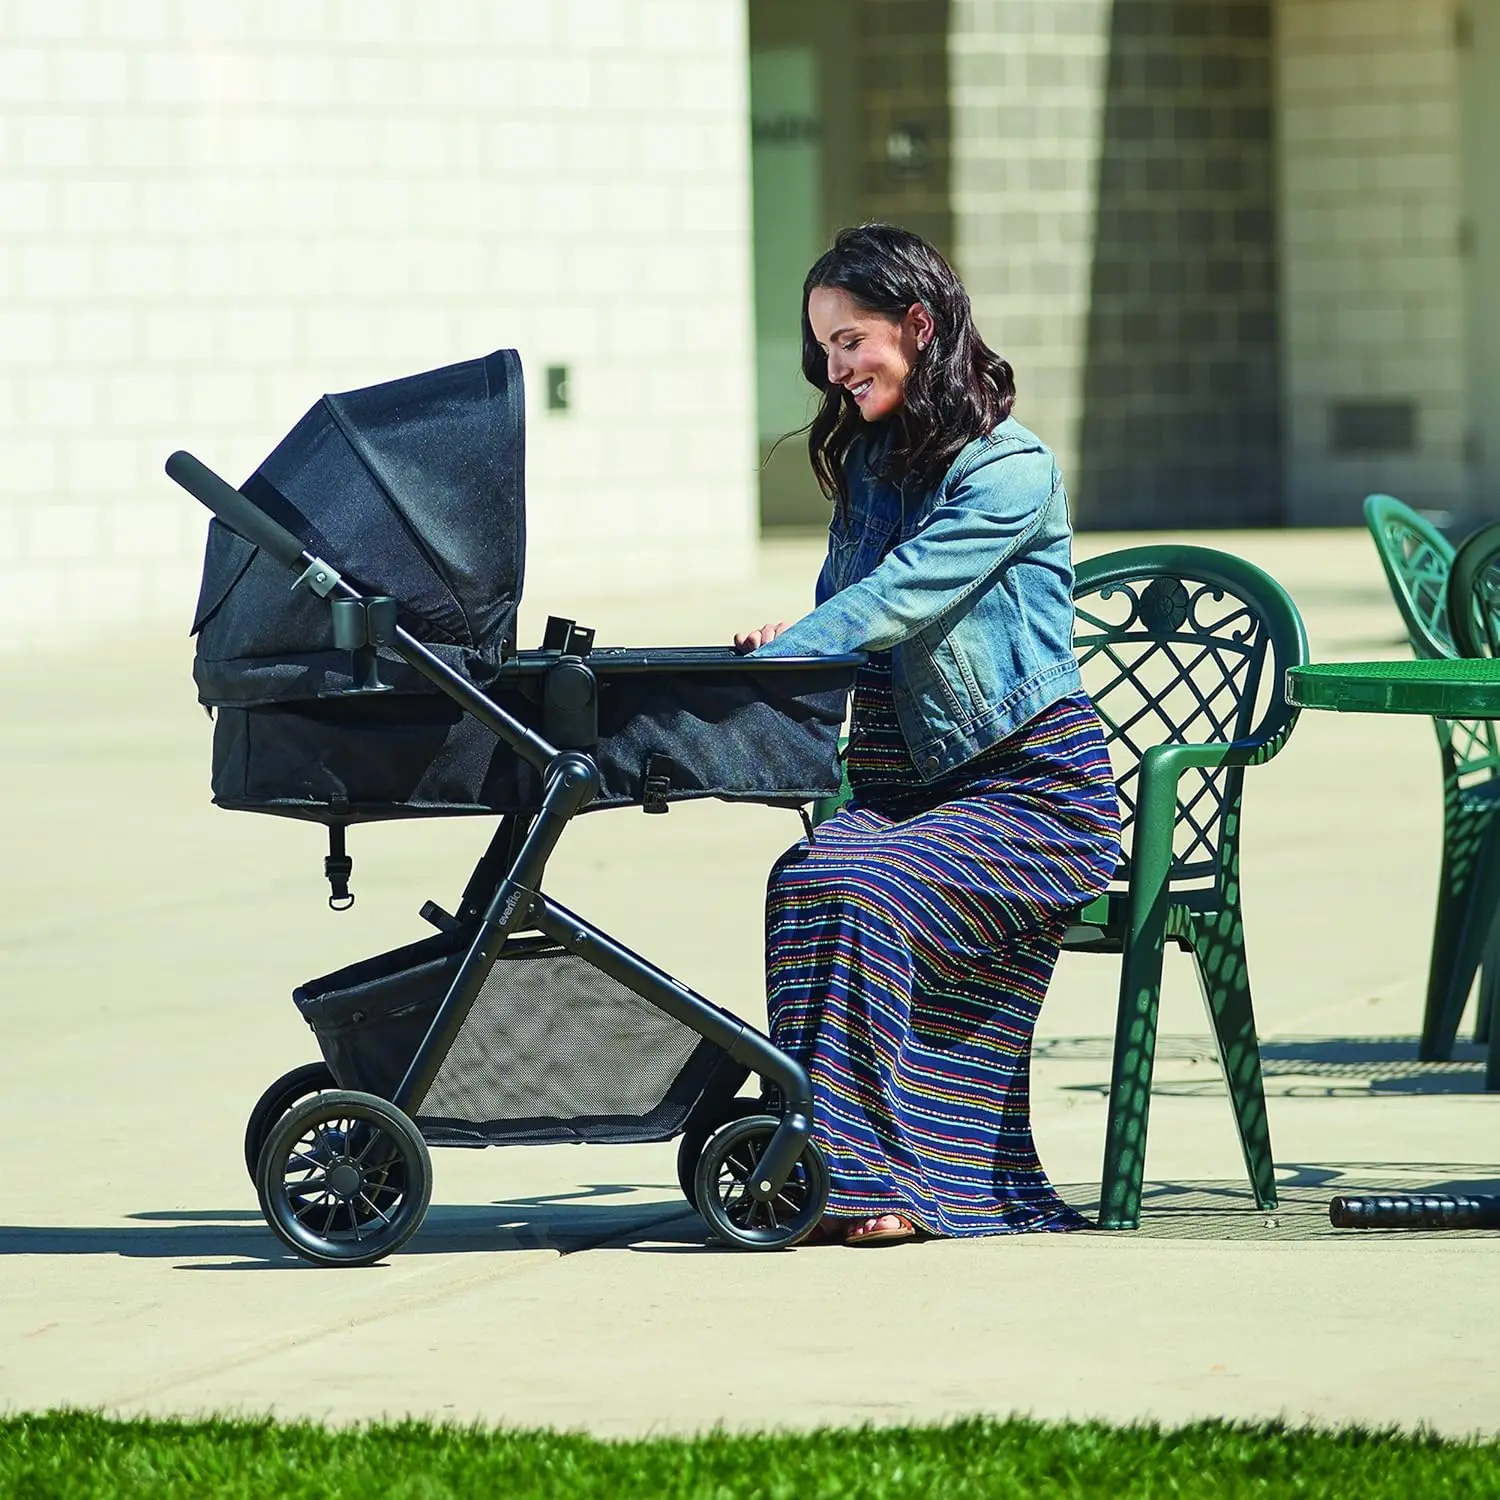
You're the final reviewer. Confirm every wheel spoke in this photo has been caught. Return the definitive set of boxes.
[353,1127,389,1166]
[292,1190,331,1224]
[357,1192,394,1227]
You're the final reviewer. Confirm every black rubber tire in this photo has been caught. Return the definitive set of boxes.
[676,1097,762,1210]
[243,1062,336,1185]
[693,1113,829,1250]
[256,1090,432,1267]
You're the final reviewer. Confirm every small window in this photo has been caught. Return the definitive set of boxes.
[1329,399,1417,454]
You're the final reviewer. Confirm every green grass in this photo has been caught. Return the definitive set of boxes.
[3,1414,1500,1499]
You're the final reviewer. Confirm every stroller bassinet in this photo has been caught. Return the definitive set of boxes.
[191,348,853,822]
[170,350,861,1267]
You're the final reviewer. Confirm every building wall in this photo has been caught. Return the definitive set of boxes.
[1276,0,1468,524]
[0,0,758,652]
[859,0,954,257]
[1077,0,1281,528]
[948,0,1113,496]
[950,0,1279,529]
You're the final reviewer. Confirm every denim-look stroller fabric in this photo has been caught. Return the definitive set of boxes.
[194,350,526,704]
[187,350,847,820]
[766,653,1121,1235]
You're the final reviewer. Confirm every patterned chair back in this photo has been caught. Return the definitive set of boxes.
[1073,546,1307,893]
[1364,492,1500,789]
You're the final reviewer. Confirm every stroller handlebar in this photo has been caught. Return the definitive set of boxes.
[167,450,308,572]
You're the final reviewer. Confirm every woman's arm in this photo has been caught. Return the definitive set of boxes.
[751,444,1057,657]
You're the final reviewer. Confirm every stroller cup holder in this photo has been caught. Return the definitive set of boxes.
[327,596,397,695]
[170,349,861,1267]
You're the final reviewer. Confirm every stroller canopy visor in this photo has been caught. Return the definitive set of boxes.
[193,350,525,705]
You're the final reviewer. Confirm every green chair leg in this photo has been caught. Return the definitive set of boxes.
[1476,949,1496,1046]
[1429,819,1500,1062]
[1098,929,1166,1231]
[1185,907,1278,1211]
[1424,799,1500,1058]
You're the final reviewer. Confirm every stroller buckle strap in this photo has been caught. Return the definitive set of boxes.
[323,824,354,911]
[642,755,673,814]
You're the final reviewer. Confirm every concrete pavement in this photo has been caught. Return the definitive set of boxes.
[1,527,1497,1435]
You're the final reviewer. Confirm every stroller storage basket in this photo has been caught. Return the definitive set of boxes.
[294,929,738,1147]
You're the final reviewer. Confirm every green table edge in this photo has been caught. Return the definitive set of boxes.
[1286,660,1500,717]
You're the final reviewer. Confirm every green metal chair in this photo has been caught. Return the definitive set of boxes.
[814,545,1309,1231]
[1065,546,1307,1229]
[1364,494,1500,1058]
[1441,519,1500,1087]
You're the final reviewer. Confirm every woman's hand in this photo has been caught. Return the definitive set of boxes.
[734,621,792,654]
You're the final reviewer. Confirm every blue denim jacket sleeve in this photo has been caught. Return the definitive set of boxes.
[755,444,1056,656]
[813,545,837,609]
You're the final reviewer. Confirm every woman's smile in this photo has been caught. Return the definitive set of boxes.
[807,285,929,424]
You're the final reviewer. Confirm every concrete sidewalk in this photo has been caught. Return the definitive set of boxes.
[1,528,1497,1436]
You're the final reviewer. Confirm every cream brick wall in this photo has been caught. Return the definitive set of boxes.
[1276,0,1468,523]
[0,0,757,651]
[947,0,1113,490]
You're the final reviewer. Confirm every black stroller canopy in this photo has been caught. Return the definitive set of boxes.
[193,350,525,704]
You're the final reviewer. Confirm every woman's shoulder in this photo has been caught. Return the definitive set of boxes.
[941,417,1059,495]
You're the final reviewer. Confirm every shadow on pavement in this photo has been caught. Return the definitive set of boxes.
[0,1184,702,1265]
[1066,1160,1500,1240]
[1041,1034,1495,1097]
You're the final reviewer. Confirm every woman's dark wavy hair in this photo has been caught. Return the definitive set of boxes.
[801,223,1015,514]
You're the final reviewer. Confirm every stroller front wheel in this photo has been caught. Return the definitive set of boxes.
[676,1097,762,1211]
[243,1061,336,1185]
[693,1114,829,1250]
[256,1090,432,1267]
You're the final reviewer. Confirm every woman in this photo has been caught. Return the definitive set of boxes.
[738,224,1121,1246]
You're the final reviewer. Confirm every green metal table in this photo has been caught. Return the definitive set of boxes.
[1286,658,1500,718]
[1286,657,1500,1092]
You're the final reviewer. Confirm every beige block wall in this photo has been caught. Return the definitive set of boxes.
[948,0,1113,490]
[0,0,757,652]
[1276,0,1468,523]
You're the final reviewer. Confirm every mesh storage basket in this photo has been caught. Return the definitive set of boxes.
[293,929,737,1146]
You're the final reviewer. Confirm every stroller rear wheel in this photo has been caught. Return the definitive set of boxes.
[256,1090,432,1267]
[243,1062,336,1185]
[693,1114,829,1250]
[676,1097,762,1211]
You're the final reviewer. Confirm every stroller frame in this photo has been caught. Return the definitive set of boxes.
[169,450,850,1264]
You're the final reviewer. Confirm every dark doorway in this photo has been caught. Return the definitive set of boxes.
[748,0,952,529]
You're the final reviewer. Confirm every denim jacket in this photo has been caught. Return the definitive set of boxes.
[753,417,1083,781]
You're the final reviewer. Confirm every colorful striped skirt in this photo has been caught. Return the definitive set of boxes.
[765,653,1121,1236]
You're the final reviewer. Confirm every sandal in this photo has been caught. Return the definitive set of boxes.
[843,1212,922,1248]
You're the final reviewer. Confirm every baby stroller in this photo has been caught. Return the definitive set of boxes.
[170,349,861,1266]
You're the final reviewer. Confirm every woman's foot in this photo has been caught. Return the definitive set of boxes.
[844,1212,921,1247]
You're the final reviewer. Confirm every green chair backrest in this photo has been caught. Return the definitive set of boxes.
[1446,519,1500,659]
[1363,492,1455,659]
[1073,546,1308,893]
[1364,492,1500,781]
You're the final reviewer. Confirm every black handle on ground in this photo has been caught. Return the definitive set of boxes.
[1329,1193,1500,1229]
[165,450,307,571]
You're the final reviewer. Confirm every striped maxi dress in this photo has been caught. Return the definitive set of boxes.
[765,652,1122,1236]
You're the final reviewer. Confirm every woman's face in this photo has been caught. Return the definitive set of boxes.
[807,286,932,422]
